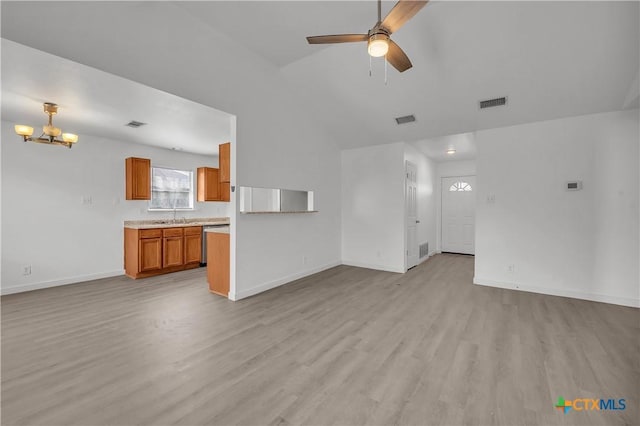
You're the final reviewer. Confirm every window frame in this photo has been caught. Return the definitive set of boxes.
[449,181,473,192]
[147,166,195,211]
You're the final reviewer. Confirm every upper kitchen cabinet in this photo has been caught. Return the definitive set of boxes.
[197,167,220,202]
[125,157,151,200]
[219,142,230,183]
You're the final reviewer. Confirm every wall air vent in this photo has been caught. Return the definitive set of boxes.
[419,242,429,258]
[395,114,416,125]
[125,120,147,128]
[479,97,507,109]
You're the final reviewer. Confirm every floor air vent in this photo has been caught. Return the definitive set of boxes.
[395,114,416,125]
[419,242,429,258]
[479,97,507,109]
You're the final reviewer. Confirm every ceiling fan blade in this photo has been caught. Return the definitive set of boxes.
[381,0,429,34]
[386,40,412,72]
[306,34,368,44]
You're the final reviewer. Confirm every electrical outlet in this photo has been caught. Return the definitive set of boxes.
[81,196,93,205]
[302,256,308,265]
[487,194,496,204]
[22,265,31,276]
[507,264,515,273]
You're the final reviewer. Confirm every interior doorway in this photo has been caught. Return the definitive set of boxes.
[406,161,418,269]
[441,176,476,255]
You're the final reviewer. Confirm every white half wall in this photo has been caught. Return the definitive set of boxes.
[474,109,640,307]
[1,121,231,294]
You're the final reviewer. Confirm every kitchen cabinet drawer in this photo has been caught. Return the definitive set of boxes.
[163,228,184,237]
[184,226,202,236]
[139,229,162,239]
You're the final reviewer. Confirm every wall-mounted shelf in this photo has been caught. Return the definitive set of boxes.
[241,211,318,215]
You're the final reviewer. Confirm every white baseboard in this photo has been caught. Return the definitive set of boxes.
[230,261,342,301]
[1,270,125,296]
[341,260,405,274]
[473,277,640,308]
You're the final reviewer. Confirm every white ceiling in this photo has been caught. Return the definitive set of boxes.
[1,1,638,162]
[1,40,232,156]
[177,1,399,67]
[412,132,476,162]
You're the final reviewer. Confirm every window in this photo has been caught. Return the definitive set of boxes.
[449,181,472,192]
[149,167,194,210]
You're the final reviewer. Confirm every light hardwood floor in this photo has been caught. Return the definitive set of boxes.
[2,254,638,426]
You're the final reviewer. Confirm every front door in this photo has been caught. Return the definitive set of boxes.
[441,176,476,255]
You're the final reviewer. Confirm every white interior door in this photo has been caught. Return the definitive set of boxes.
[406,161,419,269]
[441,176,476,255]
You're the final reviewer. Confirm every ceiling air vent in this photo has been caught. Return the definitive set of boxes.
[479,97,507,109]
[395,114,416,125]
[125,120,147,128]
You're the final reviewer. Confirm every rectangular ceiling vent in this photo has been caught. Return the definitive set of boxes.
[395,114,416,125]
[125,120,147,128]
[479,97,507,109]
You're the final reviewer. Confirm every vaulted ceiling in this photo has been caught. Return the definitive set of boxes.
[2,1,638,158]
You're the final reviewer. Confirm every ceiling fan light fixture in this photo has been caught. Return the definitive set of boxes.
[368,33,389,57]
[447,148,456,155]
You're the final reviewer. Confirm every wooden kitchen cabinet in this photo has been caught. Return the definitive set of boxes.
[197,167,220,201]
[163,227,184,268]
[184,227,202,265]
[219,182,230,202]
[124,226,202,279]
[219,142,231,183]
[207,231,230,297]
[139,237,162,272]
[125,157,151,200]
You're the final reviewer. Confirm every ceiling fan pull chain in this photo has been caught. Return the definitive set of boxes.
[369,55,372,77]
[384,56,388,85]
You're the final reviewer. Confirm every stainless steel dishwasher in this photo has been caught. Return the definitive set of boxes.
[201,225,228,266]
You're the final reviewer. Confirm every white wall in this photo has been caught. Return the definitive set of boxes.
[405,144,438,261]
[0,2,345,300]
[342,143,405,273]
[474,109,639,307]
[341,142,438,273]
[1,121,231,294]
[436,160,477,252]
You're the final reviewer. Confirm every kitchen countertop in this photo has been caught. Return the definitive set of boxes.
[124,217,230,229]
[205,226,230,234]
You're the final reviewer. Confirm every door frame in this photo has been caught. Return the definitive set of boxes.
[439,174,476,254]
[405,161,419,271]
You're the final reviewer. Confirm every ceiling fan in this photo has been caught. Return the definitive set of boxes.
[306,0,428,72]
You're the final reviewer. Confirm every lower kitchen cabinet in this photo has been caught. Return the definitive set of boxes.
[162,227,184,268]
[139,238,162,272]
[184,232,202,265]
[207,231,230,297]
[125,226,202,279]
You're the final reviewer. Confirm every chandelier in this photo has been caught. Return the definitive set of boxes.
[14,103,79,148]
